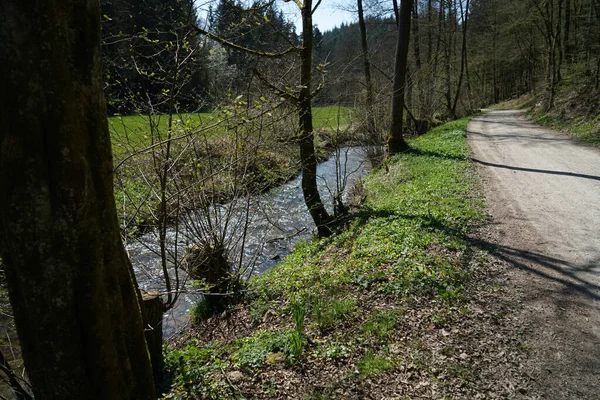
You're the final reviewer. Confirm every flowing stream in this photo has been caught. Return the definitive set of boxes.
[125,147,370,337]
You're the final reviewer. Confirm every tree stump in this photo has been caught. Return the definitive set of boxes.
[141,291,163,385]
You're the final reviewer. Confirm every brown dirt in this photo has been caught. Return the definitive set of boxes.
[468,110,600,399]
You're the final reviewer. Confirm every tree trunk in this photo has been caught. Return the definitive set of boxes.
[0,1,156,399]
[412,1,422,70]
[564,0,571,63]
[444,1,453,116]
[557,0,563,83]
[392,0,400,24]
[387,0,413,155]
[299,0,331,237]
[142,291,164,385]
[451,0,470,117]
[427,0,433,63]
[493,19,499,104]
[595,55,600,90]
[357,0,376,136]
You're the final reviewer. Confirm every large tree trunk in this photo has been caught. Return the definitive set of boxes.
[387,0,413,155]
[357,0,376,137]
[0,1,156,399]
[299,0,331,237]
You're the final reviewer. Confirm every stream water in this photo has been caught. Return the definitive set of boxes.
[125,147,370,337]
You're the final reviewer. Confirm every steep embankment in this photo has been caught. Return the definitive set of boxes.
[496,71,600,146]
[162,118,538,399]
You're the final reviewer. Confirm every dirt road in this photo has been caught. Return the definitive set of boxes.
[468,110,600,399]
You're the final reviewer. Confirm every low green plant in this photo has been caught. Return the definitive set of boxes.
[305,386,337,400]
[249,297,273,325]
[450,363,468,380]
[190,300,211,324]
[162,342,229,399]
[312,340,351,361]
[439,284,464,304]
[312,296,356,331]
[232,329,301,369]
[289,300,307,362]
[362,309,402,340]
[357,351,394,377]
[429,308,453,327]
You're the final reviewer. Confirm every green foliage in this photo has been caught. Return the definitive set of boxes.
[190,300,211,324]
[357,351,394,378]
[312,340,351,361]
[232,329,298,369]
[162,117,489,397]
[362,309,402,340]
[305,387,337,400]
[162,342,229,399]
[290,300,307,362]
[252,116,483,302]
[311,296,357,332]
[248,297,273,325]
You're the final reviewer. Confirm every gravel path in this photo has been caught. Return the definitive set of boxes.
[468,110,600,399]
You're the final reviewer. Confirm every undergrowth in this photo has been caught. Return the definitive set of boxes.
[161,116,491,399]
[530,65,600,146]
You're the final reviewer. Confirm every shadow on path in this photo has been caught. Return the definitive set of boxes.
[471,158,600,182]
[468,233,600,303]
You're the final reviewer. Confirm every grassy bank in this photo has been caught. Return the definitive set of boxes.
[160,118,530,399]
[108,107,356,159]
[533,109,600,146]
[492,72,600,146]
[532,66,600,146]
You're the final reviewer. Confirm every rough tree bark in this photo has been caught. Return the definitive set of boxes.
[0,1,156,399]
[299,0,332,237]
[387,0,413,155]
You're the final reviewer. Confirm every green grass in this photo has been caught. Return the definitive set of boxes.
[109,107,355,159]
[312,106,356,130]
[251,117,484,301]
[311,295,356,331]
[232,329,298,369]
[357,351,395,378]
[362,309,402,340]
[109,107,357,233]
[108,112,214,160]
[534,112,600,145]
[162,116,488,398]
